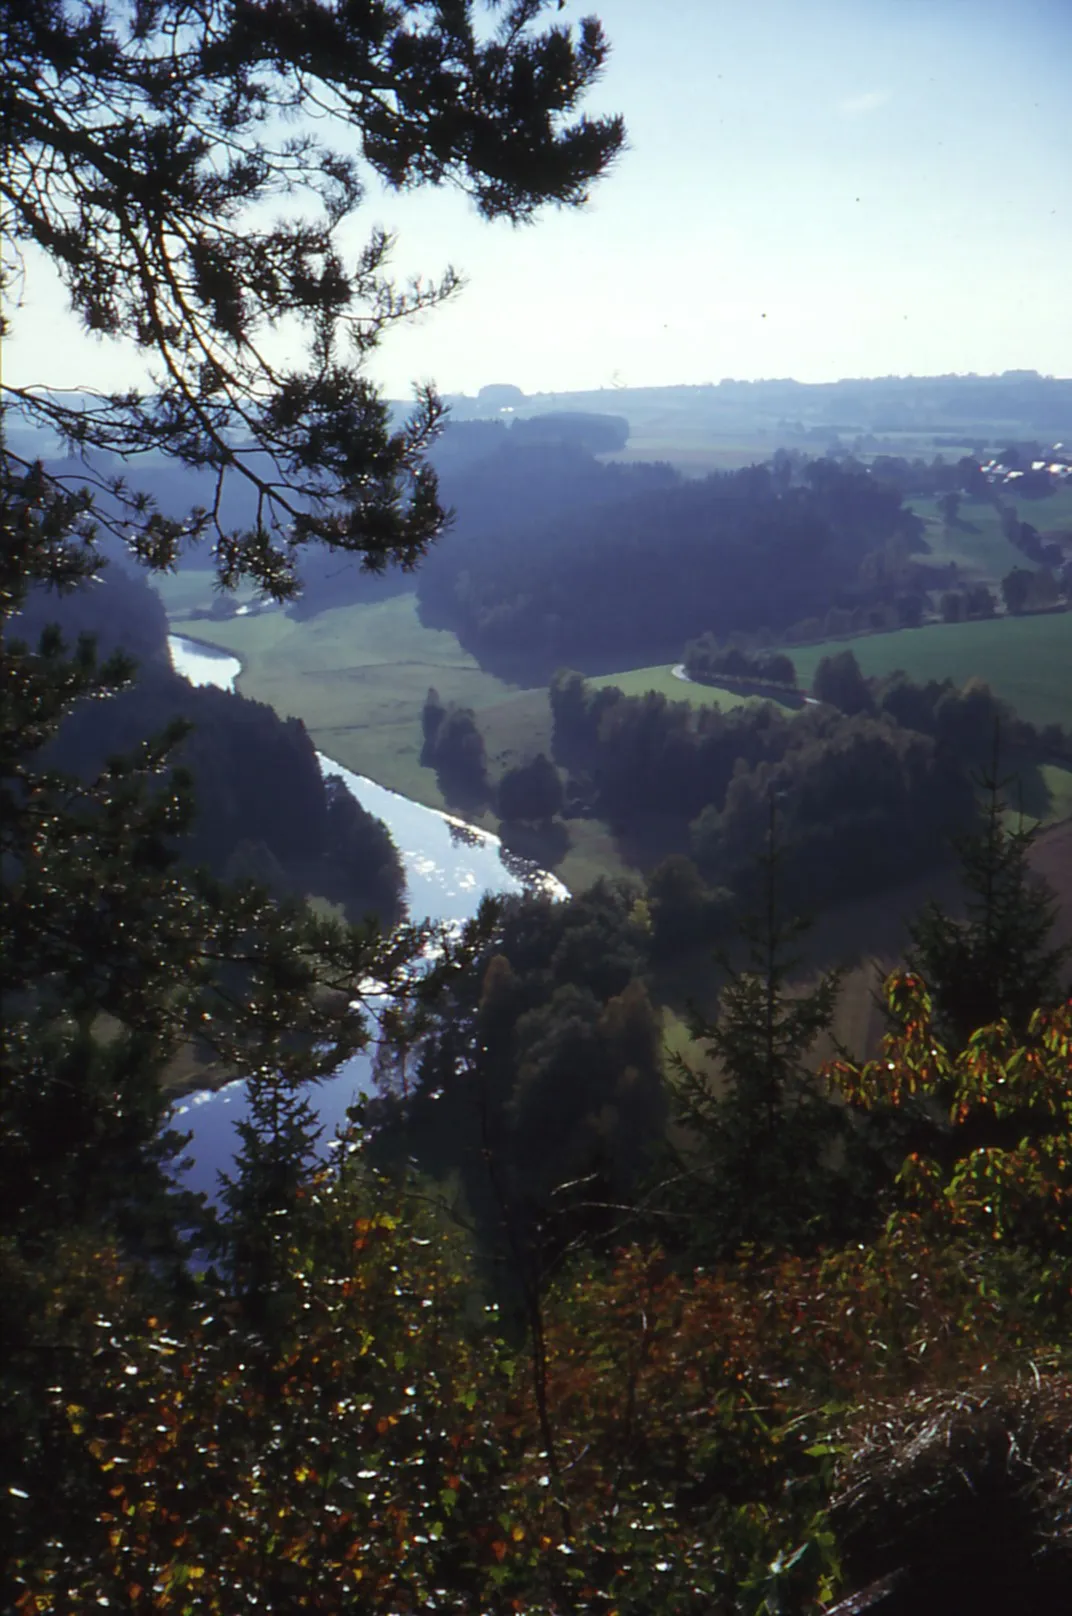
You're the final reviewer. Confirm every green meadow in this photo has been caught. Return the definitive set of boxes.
[907,498,1030,584]
[594,615,1072,734]
[602,433,782,477]
[165,585,637,891]
[591,615,1072,732]
[788,612,1072,729]
[587,664,763,709]
[906,486,1072,589]
[169,588,527,805]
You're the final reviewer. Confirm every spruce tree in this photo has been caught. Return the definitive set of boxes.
[662,796,847,1258]
[906,742,1070,1052]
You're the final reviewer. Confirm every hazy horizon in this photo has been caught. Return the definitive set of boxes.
[5,0,1071,403]
[437,368,1072,400]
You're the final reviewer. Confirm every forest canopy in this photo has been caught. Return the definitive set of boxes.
[414,454,929,676]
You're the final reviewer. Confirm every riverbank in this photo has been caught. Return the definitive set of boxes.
[163,589,632,890]
[167,588,525,815]
[165,632,569,1101]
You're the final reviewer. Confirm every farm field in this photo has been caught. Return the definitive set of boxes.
[788,612,1072,730]
[593,616,1072,732]
[601,433,780,477]
[907,496,1031,584]
[587,665,766,710]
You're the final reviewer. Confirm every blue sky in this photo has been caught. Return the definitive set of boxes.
[6,0,1071,399]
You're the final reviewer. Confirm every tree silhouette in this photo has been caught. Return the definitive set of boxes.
[3,0,624,594]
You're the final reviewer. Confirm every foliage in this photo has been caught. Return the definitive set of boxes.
[415,455,929,678]
[420,685,490,807]
[644,854,733,959]
[14,562,405,921]
[1,455,446,1598]
[7,23,1072,1602]
[660,805,849,1258]
[906,759,1071,1051]
[1002,566,1035,614]
[510,411,630,454]
[827,971,1072,1266]
[4,1163,525,1614]
[3,0,624,593]
[551,667,979,911]
[812,649,873,715]
[683,633,797,691]
[372,885,662,1302]
[498,752,564,824]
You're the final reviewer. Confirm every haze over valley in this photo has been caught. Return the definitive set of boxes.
[5,2,1072,1608]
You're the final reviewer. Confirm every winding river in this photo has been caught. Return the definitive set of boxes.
[167,634,567,1193]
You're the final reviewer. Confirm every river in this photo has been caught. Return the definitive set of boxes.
[167,634,567,1194]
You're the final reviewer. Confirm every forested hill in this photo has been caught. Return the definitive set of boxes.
[452,371,1072,438]
[289,435,681,619]
[415,455,927,678]
[14,568,405,925]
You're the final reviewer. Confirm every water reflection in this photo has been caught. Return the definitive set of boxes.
[166,633,568,1193]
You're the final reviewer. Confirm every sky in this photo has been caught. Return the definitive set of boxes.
[5,0,1072,401]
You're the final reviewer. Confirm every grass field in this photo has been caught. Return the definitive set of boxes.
[588,665,766,710]
[168,590,533,808]
[907,486,1072,589]
[594,616,1072,732]
[602,435,780,477]
[788,612,1072,730]
[907,497,1031,584]
[164,587,640,892]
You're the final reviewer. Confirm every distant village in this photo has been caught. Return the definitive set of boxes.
[981,442,1072,489]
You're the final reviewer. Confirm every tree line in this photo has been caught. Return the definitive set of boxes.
[15,567,405,926]
[409,453,931,677]
[682,634,798,691]
[549,654,1068,927]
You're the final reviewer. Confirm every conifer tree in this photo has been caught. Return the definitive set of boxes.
[3,0,624,594]
[662,795,847,1257]
[906,741,1070,1053]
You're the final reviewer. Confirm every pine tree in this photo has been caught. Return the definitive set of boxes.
[3,0,624,593]
[906,741,1070,1053]
[661,795,847,1257]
